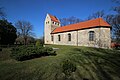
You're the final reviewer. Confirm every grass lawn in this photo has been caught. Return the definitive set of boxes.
[0,45,120,80]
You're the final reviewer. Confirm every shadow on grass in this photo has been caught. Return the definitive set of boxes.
[68,48,120,80]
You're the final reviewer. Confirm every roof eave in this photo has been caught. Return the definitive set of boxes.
[51,26,111,34]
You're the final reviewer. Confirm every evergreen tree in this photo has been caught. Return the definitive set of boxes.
[0,19,17,45]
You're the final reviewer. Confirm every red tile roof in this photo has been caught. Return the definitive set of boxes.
[111,43,120,48]
[52,18,111,34]
[49,14,60,23]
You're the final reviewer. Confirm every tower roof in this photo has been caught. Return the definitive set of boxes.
[52,18,111,34]
[48,14,60,23]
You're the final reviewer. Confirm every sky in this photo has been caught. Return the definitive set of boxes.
[0,0,117,38]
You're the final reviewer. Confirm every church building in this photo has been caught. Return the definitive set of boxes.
[44,14,111,48]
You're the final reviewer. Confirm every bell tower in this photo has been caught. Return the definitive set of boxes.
[44,14,60,44]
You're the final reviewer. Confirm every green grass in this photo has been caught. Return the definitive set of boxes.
[0,48,11,61]
[0,45,120,80]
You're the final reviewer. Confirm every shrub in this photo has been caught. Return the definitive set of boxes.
[62,60,76,76]
[36,40,42,47]
[0,48,2,51]
[11,46,56,61]
[44,47,56,56]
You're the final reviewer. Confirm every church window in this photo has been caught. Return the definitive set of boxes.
[68,33,71,41]
[51,36,53,41]
[89,31,95,41]
[48,21,49,24]
[58,35,61,41]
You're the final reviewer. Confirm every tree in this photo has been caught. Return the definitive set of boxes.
[35,40,41,47]
[15,20,33,45]
[0,7,6,19]
[110,8,120,43]
[0,20,17,45]
[112,15,120,43]
[15,36,35,45]
[60,16,82,26]
[27,36,35,44]
[87,10,105,20]
[112,0,120,5]
[105,0,120,43]
[40,36,44,45]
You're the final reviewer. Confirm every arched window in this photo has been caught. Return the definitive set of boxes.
[55,22,56,25]
[89,31,95,41]
[51,36,53,41]
[58,35,61,41]
[68,33,71,41]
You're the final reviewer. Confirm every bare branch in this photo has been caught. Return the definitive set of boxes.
[0,7,6,19]
[87,10,105,20]
[112,0,120,4]
[15,20,34,45]
[60,16,82,26]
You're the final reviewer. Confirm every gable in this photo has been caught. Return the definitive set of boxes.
[48,14,60,23]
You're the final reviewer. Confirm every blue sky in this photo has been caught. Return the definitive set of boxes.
[0,0,117,38]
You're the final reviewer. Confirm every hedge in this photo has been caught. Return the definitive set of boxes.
[11,46,56,61]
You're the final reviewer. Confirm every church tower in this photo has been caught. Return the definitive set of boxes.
[44,14,60,44]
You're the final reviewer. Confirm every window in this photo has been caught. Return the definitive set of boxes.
[46,22,47,24]
[58,23,59,25]
[53,22,54,24]
[48,21,49,24]
[58,35,61,41]
[68,33,71,41]
[51,36,53,41]
[55,22,56,25]
[89,31,95,41]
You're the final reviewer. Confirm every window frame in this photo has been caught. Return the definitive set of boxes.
[68,33,71,41]
[58,35,61,41]
[89,31,95,41]
[51,36,53,41]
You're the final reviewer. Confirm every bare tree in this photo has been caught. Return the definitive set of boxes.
[60,16,82,26]
[15,20,33,45]
[59,18,68,26]
[112,0,120,5]
[111,15,120,43]
[112,6,120,14]
[0,7,6,19]
[87,10,105,20]
[106,0,120,43]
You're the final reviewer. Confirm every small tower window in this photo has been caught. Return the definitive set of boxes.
[58,23,59,25]
[58,35,61,41]
[46,22,47,24]
[68,33,71,41]
[89,31,95,41]
[53,22,54,24]
[51,36,53,41]
[55,22,56,25]
[48,21,49,24]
